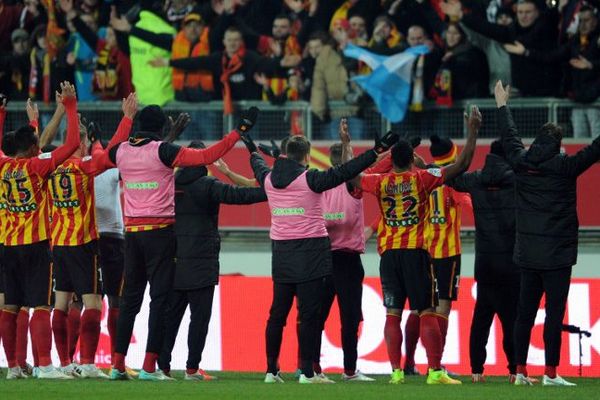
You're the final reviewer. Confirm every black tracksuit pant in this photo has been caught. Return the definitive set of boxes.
[514,266,572,367]
[158,285,215,372]
[314,251,364,373]
[265,277,324,377]
[469,281,519,374]
[115,226,176,356]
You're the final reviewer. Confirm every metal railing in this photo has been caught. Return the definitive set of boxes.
[4,98,599,142]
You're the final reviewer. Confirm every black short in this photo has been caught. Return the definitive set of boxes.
[3,241,53,307]
[432,255,461,301]
[53,240,101,296]
[379,249,438,312]
[98,235,125,297]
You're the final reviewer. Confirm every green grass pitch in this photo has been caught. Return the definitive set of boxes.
[0,371,597,400]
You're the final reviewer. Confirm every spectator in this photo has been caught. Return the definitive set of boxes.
[349,14,369,45]
[430,22,489,106]
[504,6,600,137]
[441,0,561,96]
[122,0,176,106]
[0,29,31,100]
[65,12,99,102]
[111,11,216,102]
[385,0,432,36]
[58,5,133,100]
[166,0,196,28]
[461,7,514,94]
[368,15,405,54]
[406,25,439,111]
[310,31,364,139]
[0,0,44,53]
[28,24,62,103]
[150,26,299,114]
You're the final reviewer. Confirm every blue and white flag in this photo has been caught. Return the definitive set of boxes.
[343,44,430,123]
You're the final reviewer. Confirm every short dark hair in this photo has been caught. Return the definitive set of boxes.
[280,136,290,156]
[286,136,311,163]
[274,14,291,23]
[188,140,206,149]
[391,140,414,169]
[579,5,597,15]
[516,0,538,8]
[2,131,16,156]
[12,125,38,154]
[308,30,330,45]
[225,26,243,36]
[538,122,563,142]
[329,143,343,166]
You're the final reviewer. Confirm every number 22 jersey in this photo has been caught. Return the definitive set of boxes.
[361,168,445,255]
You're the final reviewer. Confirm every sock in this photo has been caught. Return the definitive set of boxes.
[67,308,81,361]
[31,309,52,367]
[403,313,420,369]
[30,328,39,367]
[419,313,442,370]
[113,352,126,373]
[16,309,29,368]
[436,314,449,352]
[313,362,322,374]
[142,352,158,373]
[79,309,101,365]
[517,365,528,376]
[384,314,403,370]
[107,308,119,358]
[52,310,70,366]
[545,366,556,379]
[1,310,18,368]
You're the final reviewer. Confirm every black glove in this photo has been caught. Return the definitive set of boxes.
[408,135,421,149]
[258,139,281,158]
[240,133,258,153]
[236,106,259,134]
[87,121,102,144]
[373,130,399,154]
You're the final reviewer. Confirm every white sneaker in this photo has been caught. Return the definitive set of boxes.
[61,363,78,377]
[264,372,285,383]
[299,374,334,384]
[38,365,75,380]
[542,375,576,386]
[32,367,40,378]
[138,369,175,381]
[6,366,28,379]
[514,373,534,386]
[75,364,109,379]
[316,372,336,383]
[342,370,375,382]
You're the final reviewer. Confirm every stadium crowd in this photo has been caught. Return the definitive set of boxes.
[0,0,599,137]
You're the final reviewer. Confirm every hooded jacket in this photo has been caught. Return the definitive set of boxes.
[499,106,600,270]
[250,149,377,283]
[451,153,519,285]
[173,165,266,290]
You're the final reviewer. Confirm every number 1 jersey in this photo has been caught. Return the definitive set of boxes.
[361,168,445,255]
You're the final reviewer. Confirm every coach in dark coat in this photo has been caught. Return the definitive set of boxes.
[158,141,266,378]
[450,140,519,379]
[495,81,600,385]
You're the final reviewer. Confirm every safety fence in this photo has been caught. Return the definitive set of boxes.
[4,98,600,141]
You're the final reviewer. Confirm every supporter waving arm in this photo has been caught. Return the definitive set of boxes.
[441,105,480,182]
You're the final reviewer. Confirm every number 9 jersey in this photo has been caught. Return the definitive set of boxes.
[361,168,445,255]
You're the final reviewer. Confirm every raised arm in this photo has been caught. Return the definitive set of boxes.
[39,93,65,148]
[494,81,526,168]
[442,105,480,182]
[562,135,600,178]
[214,158,257,187]
[250,152,272,187]
[440,0,513,43]
[30,82,81,175]
[209,179,267,205]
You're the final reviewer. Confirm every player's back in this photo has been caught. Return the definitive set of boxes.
[362,168,444,255]
[49,157,98,246]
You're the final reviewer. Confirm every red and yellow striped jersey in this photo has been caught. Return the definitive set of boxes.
[0,163,12,244]
[49,156,106,246]
[1,154,59,246]
[427,186,468,258]
[361,168,445,255]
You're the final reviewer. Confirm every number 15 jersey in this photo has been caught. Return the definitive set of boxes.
[361,168,445,255]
